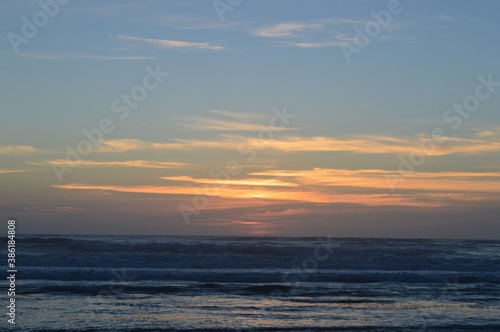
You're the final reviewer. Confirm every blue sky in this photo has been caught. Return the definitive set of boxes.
[1,0,499,238]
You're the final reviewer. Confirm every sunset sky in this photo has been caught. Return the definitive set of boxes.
[1,0,499,238]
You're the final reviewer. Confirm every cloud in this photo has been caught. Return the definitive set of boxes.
[117,35,227,50]
[321,18,369,25]
[430,14,480,24]
[29,160,190,169]
[20,53,156,60]
[253,23,323,37]
[0,169,29,174]
[244,208,312,219]
[89,132,500,156]
[355,102,390,111]
[22,205,85,213]
[94,139,152,152]
[280,41,345,48]
[476,131,495,138]
[209,110,264,120]
[94,138,239,152]
[254,19,403,48]
[464,16,480,23]
[0,145,40,154]
[160,176,298,187]
[51,183,442,207]
[250,168,500,193]
[239,134,500,155]
[435,15,455,22]
[474,126,500,138]
[51,163,500,211]
[278,31,363,48]
[237,135,414,154]
[177,116,299,131]
[438,136,500,154]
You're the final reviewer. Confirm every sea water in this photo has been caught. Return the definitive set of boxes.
[2,235,499,331]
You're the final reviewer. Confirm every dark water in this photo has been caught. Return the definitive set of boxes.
[2,235,500,331]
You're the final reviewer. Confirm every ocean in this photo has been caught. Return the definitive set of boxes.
[2,235,500,331]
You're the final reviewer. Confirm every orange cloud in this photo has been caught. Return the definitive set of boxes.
[160,176,298,187]
[94,139,151,152]
[91,133,500,155]
[94,138,240,152]
[250,168,500,193]
[246,135,500,155]
[51,183,446,208]
[244,208,312,219]
[0,145,41,154]
[0,169,29,174]
[30,159,190,169]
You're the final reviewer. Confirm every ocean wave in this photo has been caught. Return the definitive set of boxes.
[5,236,499,275]
[14,266,500,284]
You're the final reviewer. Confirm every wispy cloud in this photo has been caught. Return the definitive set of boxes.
[177,116,299,131]
[278,32,359,48]
[0,145,41,154]
[117,35,227,50]
[22,205,85,213]
[29,160,190,169]
[355,102,390,111]
[250,168,500,193]
[50,182,459,208]
[90,132,500,155]
[429,14,479,24]
[51,164,500,209]
[253,23,323,37]
[476,131,496,138]
[94,139,149,152]
[435,14,455,22]
[254,19,402,48]
[209,110,265,120]
[473,126,500,138]
[160,176,298,187]
[238,135,500,155]
[0,168,29,174]
[244,208,312,219]
[280,41,346,48]
[94,138,238,152]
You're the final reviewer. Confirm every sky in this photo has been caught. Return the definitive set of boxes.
[1,0,499,238]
